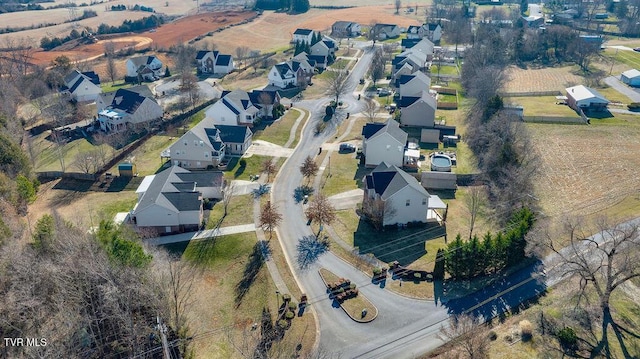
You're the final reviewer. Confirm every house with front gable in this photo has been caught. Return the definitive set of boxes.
[395,71,432,99]
[61,69,102,102]
[331,21,361,38]
[425,23,442,42]
[196,50,235,75]
[131,165,225,234]
[126,55,163,81]
[249,89,282,118]
[205,89,260,126]
[399,90,437,128]
[268,61,306,88]
[97,86,163,132]
[392,62,420,84]
[371,23,401,40]
[363,162,443,227]
[406,25,426,40]
[361,119,408,168]
[293,28,315,44]
[405,38,435,60]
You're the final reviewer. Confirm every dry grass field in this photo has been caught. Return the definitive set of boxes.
[529,122,640,219]
[193,7,422,54]
[503,65,584,93]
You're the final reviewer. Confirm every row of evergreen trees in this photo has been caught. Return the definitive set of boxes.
[442,207,536,280]
[293,32,323,55]
[254,0,309,13]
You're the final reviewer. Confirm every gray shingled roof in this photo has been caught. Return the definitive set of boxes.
[367,119,407,145]
[366,162,429,200]
[134,166,202,214]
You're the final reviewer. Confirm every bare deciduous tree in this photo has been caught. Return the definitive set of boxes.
[368,47,385,86]
[300,156,319,184]
[161,256,196,341]
[222,181,235,218]
[361,196,395,231]
[259,200,282,239]
[261,158,277,183]
[438,314,489,359]
[362,98,378,122]
[72,150,100,174]
[180,72,201,109]
[305,194,336,237]
[106,56,118,84]
[235,46,250,67]
[395,0,402,14]
[326,66,350,104]
[465,186,485,240]
[532,217,640,358]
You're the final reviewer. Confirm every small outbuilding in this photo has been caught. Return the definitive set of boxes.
[621,69,640,87]
[118,162,137,177]
[565,85,609,112]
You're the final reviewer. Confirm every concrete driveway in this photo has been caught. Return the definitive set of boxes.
[243,141,295,158]
[604,76,640,102]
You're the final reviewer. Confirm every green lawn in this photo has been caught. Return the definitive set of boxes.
[438,93,458,103]
[505,96,580,117]
[108,134,175,176]
[100,81,133,93]
[605,48,640,69]
[319,152,364,197]
[96,193,138,221]
[254,108,304,147]
[206,194,255,229]
[430,64,459,76]
[223,155,285,181]
[597,86,634,104]
[34,135,115,173]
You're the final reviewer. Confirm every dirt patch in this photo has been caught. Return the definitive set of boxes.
[194,7,421,54]
[529,123,640,218]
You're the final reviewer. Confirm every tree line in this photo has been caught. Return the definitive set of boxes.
[254,0,309,13]
[444,208,536,280]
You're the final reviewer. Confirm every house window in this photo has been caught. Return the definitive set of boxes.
[246,115,252,120]
[422,198,427,205]
[184,141,187,146]
[175,150,180,155]
[199,141,204,146]
[406,199,410,206]
[204,153,209,158]
[194,140,197,146]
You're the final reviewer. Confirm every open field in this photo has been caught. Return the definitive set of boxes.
[503,65,584,93]
[192,7,421,54]
[505,96,580,117]
[529,122,640,219]
[27,11,255,65]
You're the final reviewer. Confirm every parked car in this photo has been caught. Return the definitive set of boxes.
[339,143,356,152]
[377,88,391,96]
[635,47,640,52]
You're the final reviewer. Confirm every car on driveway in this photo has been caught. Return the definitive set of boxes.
[339,143,356,152]
[634,47,640,52]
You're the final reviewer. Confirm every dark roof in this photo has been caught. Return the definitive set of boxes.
[146,56,156,65]
[134,166,202,214]
[397,96,420,108]
[249,89,279,106]
[362,123,386,139]
[63,70,81,86]
[427,23,440,31]
[216,54,232,66]
[322,39,336,49]
[222,98,240,115]
[82,71,100,85]
[294,28,314,35]
[392,56,406,66]
[216,125,252,144]
[274,63,293,79]
[111,88,147,114]
[308,55,327,64]
[196,50,208,60]
[365,162,429,199]
[395,74,414,87]
[407,25,420,33]
[175,171,224,189]
[401,38,421,49]
[368,170,396,196]
[129,55,159,68]
[68,77,85,93]
[163,192,201,211]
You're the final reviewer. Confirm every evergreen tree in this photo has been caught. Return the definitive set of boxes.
[433,248,446,280]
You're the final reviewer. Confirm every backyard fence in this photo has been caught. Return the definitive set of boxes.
[37,171,97,182]
[523,116,586,124]
[500,91,562,97]
[437,102,458,109]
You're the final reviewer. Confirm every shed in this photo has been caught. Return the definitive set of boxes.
[565,85,609,111]
[421,171,457,190]
[421,129,440,143]
[118,162,137,177]
[621,69,640,87]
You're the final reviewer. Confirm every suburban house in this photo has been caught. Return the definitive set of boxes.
[399,90,437,127]
[371,23,401,40]
[131,166,225,233]
[97,85,154,112]
[565,85,609,112]
[248,89,282,118]
[406,25,426,39]
[395,71,432,98]
[393,50,429,72]
[126,55,163,81]
[168,117,253,169]
[331,21,361,38]
[521,15,544,28]
[363,162,445,227]
[392,62,420,83]
[425,23,442,42]
[195,50,235,75]
[268,61,306,88]
[292,28,315,44]
[361,119,408,168]
[621,69,640,87]
[205,89,260,126]
[61,69,101,102]
[308,55,328,70]
[292,53,316,73]
[403,38,435,60]
[97,86,163,132]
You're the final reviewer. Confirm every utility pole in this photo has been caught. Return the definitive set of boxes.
[157,316,172,359]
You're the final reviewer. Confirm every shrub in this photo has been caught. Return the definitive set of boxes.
[628,102,640,110]
[349,283,356,290]
[557,327,577,348]
[372,267,382,276]
[288,301,297,311]
[277,319,288,329]
[520,320,533,341]
[282,293,291,302]
[488,330,498,341]
[285,311,295,320]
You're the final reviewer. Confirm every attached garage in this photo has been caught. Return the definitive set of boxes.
[621,69,640,87]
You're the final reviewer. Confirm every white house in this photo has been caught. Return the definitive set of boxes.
[331,21,361,38]
[399,90,437,127]
[396,71,432,98]
[131,166,204,233]
[205,89,260,126]
[126,55,163,81]
[97,87,163,132]
[268,62,305,89]
[565,85,609,111]
[248,89,282,118]
[293,28,315,44]
[363,162,442,227]
[406,38,435,60]
[621,69,640,87]
[196,50,235,75]
[371,24,401,40]
[62,70,101,102]
[361,119,408,168]
[96,85,153,112]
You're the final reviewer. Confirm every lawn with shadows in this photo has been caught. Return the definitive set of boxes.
[223,155,285,181]
[320,154,368,197]
[254,108,304,147]
[206,193,254,229]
